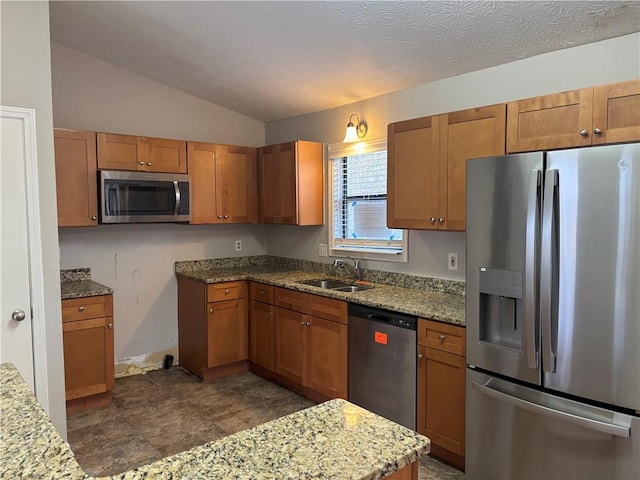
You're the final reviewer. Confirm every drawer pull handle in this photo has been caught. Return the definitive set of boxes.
[300,321,305,325]
[417,353,424,360]
[259,290,265,295]
[224,289,230,295]
[107,323,113,329]
[79,306,85,312]
[209,308,213,313]
[439,334,446,343]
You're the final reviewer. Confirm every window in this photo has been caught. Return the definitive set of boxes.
[328,139,407,262]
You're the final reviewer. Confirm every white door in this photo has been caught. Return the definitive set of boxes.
[0,112,35,390]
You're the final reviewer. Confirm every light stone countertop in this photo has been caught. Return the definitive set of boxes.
[60,280,114,300]
[176,266,466,326]
[0,363,430,480]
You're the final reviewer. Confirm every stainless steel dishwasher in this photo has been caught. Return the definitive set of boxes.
[348,303,417,430]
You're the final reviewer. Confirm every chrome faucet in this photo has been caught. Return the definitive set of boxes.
[333,258,360,281]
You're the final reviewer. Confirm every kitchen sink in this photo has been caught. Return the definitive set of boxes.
[298,278,373,292]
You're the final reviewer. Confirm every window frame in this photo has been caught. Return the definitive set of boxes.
[327,139,408,263]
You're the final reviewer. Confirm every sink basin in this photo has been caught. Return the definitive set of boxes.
[298,279,373,292]
[332,285,373,293]
[299,279,351,289]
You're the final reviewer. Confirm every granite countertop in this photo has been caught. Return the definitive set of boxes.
[177,266,466,326]
[60,268,114,300]
[0,363,430,480]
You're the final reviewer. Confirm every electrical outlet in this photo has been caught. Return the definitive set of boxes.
[448,253,458,271]
[319,244,328,257]
[235,240,242,252]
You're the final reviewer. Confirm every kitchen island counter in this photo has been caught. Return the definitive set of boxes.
[0,363,429,480]
[176,262,465,326]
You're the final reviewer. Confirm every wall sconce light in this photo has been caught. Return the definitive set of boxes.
[343,114,368,143]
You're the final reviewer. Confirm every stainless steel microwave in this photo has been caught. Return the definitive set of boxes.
[99,170,190,223]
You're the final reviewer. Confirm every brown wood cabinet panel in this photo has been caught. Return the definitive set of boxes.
[62,295,114,402]
[507,88,594,153]
[249,299,274,371]
[592,79,640,145]
[387,116,442,230]
[418,345,465,457]
[97,133,186,173]
[308,295,347,324]
[187,142,217,224]
[441,104,506,231]
[216,145,257,223]
[207,299,247,368]
[307,316,348,399]
[177,277,207,377]
[249,282,275,304]
[258,141,323,225]
[207,281,244,302]
[54,129,98,227]
[383,462,418,480]
[418,318,465,356]
[275,287,310,313]
[274,306,307,385]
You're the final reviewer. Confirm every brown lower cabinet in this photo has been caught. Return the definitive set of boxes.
[62,294,114,411]
[417,318,466,471]
[249,282,348,402]
[177,278,248,381]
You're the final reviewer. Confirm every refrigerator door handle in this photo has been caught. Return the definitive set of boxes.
[541,169,558,373]
[471,379,632,438]
[525,169,541,369]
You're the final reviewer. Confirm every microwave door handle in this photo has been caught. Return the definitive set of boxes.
[525,169,541,369]
[541,169,558,373]
[173,181,181,215]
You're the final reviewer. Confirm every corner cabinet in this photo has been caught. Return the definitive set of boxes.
[187,142,258,224]
[388,104,505,231]
[54,129,98,227]
[249,282,276,372]
[507,78,640,153]
[177,278,248,381]
[258,141,324,225]
[417,318,465,471]
[62,295,114,411]
[97,132,187,173]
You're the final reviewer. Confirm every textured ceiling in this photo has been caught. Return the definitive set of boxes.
[49,1,640,122]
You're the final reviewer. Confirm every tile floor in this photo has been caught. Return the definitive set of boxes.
[66,367,464,479]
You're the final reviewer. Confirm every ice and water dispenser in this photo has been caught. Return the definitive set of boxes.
[478,267,523,351]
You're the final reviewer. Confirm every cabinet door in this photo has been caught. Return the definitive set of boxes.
[63,317,114,400]
[187,142,218,224]
[277,142,297,224]
[307,316,347,399]
[387,116,442,229]
[259,145,282,223]
[274,307,307,385]
[97,132,140,171]
[249,300,274,371]
[293,141,324,226]
[417,345,465,457]
[207,298,247,368]
[54,129,98,226]
[506,88,594,153]
[217,145,257,223]
[441,104,506,231]
[142,137,187,173]
[592,79,640,145]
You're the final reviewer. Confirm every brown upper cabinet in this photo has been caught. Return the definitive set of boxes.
[187,142,257,224]
[507,78,640,153]
[258,141,324,225]
[97,133,187,173]
[54,129,98,227]
[388,104,506,231]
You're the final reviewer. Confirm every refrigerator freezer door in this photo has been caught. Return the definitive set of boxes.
[466,368,640,480]
[544,144,640,411]
[466,152,543,385]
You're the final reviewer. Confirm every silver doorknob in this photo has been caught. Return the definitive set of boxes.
[439,217,444,224]
[417,353,424,360]
[138,161,144,165]
[579,129,588,137]
[429,217,436,224]
[439,334,446,343]
[107,323,113,329]
[146,162,152,166]
[594,128,602,135]
[11,309,26,322]
[91,215,97,221]
[223,215,229,219]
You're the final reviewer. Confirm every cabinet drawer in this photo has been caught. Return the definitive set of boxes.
[62,296,111,322]
[250,282,274,304]
[275,287,310,313]
[418,318,465,356]
[207,281,245,302]
[309,295,347,324]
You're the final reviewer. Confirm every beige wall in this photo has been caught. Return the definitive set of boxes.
[0,1,66,437]
[265,33,640,280]
[51,43,268,374]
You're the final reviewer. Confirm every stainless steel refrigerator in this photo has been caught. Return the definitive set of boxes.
[465,143,640,479]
